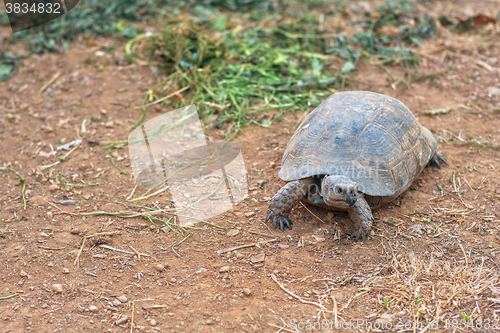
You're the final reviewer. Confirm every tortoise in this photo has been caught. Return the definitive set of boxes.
[265,91,447,240]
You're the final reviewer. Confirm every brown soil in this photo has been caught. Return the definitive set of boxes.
[1,2,500,332]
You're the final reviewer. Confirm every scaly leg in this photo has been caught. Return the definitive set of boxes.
[266,179,314,231]
[347,194,373,241]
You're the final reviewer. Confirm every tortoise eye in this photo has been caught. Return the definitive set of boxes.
[336,187,343,194]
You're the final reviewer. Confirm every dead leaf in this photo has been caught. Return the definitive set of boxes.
[471,14,497,26]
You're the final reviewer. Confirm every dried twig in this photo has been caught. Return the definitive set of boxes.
[217,239,277,254]
[98,244,150,257]
[129,246,141,259]
[267,323,295,333]
[299,201,325,224]
[86,231,120,238]
[271,274,327,311]
[39,72,60,93]
[142,304,168,309]
[74,236,86,267]
[38,246,65,250]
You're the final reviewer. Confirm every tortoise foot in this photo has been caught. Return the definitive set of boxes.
[430,150,448,168]
[348,195,373,241]
[266,180,309,231]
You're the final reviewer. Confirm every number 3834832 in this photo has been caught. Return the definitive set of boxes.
[5,2,61,14]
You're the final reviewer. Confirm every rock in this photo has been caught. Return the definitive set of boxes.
[105,120,114,128]
[92,254,106,259]
[155,264,165,272]
[115,315,128,326]
[116,295,128,303]
[52,284,63,293]
[487,86,500,97]
[70,228,80,235]
[250,253,265,264]
[243,288,252,296]
[20,270,28,277]
[219,266,230,273]
[226,229,239,237]
[375,313,397,326]
[432,251,443,258]
[112,299,121,306]
[235,252,245,259]
[89,305,99,312]
[49,184,59,192]
[245,212,256,218]
[150,319,157,326]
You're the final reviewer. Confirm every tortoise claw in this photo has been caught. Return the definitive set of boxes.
[433,158,441,168]
[349,215,369,242]
[431,151,448,168]
[266,182,303,231]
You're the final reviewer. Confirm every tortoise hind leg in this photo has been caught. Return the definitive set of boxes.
[266,178,314,231]
[430,150,448,168]
[347,195,373,241]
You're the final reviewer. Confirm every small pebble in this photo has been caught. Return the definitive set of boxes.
[243,288,252,296]
[115,315,128,326]
[250,253,265,264]
[235,253,244,259]
[49,184,59,192]
[105,120,114,128]
[244,212,255,218]
[219,266,230,273]
[20,270,28,277]
[155,264,165,272]
[60,200,76,205]
[116,295,128,303]
[52,284,63,293]
[226,229,239,237]
[70,228,80,235]
[112,299,121,306]
[150,319,157,326]
[92,254,106,259]
[89,305,99,312]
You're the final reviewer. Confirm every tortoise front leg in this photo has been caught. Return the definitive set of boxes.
[347,194,373,241]
[266,178,314,231]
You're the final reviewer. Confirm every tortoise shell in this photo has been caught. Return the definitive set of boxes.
[278,91,438,198]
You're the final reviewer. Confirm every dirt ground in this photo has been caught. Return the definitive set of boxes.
[1,1,500,332]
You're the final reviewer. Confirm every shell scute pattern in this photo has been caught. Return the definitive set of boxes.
[278,91,439,197]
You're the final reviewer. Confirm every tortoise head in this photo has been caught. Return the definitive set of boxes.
[321,175,358,209]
